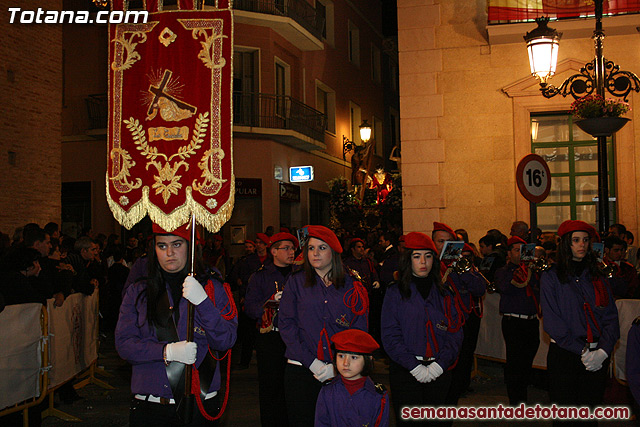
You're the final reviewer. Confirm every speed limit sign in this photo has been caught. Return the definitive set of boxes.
[516,154,551,204]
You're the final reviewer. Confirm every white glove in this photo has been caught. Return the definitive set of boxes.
[313,363,336,383]
[309,358,326,376]
[274,291,283,302]
[410,364,430,383]
[183,276,207,305]
[425,362,444,382]
[583,348,608,372]
[309,358,335,382]
[165,341,197,364]
[310,359,335,382]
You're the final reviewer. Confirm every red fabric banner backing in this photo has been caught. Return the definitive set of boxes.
[107,7,234,233]
[488,0,640,22]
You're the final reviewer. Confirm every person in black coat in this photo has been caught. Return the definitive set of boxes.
[0,247,46,306]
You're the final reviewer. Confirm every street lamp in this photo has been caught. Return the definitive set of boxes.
[524,17,562,85]
[359,119,372,143]
[523,0,640,234]
[343,119,373,160]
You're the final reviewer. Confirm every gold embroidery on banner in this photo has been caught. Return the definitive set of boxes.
[123,113,210,204]
[146,70,197,121]
[191,28,227,70]
[107,15,235,233]
[148,126,189,142]
[192,147,227,196]
[108,147,142,193]
[157,97,193,121]
[150,160,188,204]
[206,198,217,209]
[169,112,208,161]
[111,32,148,71]
[125,118,167,161]
[106,179,236,233]
[159,27,177,47]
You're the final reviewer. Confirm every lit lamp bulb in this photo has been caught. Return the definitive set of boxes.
[524,17,562,85]
[531,120,539,141]
[359,120,372,143]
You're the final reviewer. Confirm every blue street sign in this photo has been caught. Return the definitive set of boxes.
[289,166,314,183]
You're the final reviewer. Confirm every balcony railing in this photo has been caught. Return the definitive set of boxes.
[234,0,324,41]
[234,92,327,143]
[85,94,107,129]
[84,91,327,144]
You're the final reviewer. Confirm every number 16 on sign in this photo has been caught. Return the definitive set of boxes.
[516,154,551,204]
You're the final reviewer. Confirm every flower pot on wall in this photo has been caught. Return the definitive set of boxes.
[574,117,630,137]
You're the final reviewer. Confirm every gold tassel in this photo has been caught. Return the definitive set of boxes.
[106,173,236,233]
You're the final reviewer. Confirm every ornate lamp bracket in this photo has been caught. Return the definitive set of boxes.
[540,59,640,101]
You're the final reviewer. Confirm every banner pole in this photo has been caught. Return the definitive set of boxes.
[182,213,197,422]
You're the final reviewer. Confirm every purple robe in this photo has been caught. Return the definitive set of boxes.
[626,319,640,405]
[279,270,368,367]
[381,281,463,371]
[495,262,540,316]
[115,275,237,398]
[314,377,389,427]
[540,266,619,355]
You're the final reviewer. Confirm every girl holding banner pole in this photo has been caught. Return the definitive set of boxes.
[116,223,237,426]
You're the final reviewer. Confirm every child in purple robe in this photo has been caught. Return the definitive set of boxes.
[314,329,389,427]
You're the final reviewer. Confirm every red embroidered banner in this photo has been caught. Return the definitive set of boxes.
[107,6,234,233]
[488,0,640,23]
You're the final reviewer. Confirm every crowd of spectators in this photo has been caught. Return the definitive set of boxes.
[3,219,640,424]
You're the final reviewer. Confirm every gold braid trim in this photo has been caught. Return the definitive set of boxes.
[106,174,235,233]
[510,268,532,289]
[441,267,452,285]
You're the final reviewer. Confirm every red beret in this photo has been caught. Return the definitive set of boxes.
[403,232,437,252]
[244,240,255,246]
[433,222,456,238]
[462,243,474,253]
[305,225,342,253]
[331,329,379,355]
[350,238,366,248]
[557,220,597,239]
[256,233,270,245]
[280,227,290,233]
[153,223,194,242]
[507,236,527,246]
[269,232,299,249]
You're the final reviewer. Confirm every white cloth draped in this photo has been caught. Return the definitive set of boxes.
[0,303,43,410]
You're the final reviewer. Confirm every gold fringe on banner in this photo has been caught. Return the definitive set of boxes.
[106,175,235,233]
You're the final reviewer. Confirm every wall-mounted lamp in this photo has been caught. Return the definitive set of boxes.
[343,120,373,160]
[342,135,354,160]
[359,119,372,143]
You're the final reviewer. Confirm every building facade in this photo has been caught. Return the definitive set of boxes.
[50,0,390,258]
[0,0,63,233]
[397,0,640,242]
